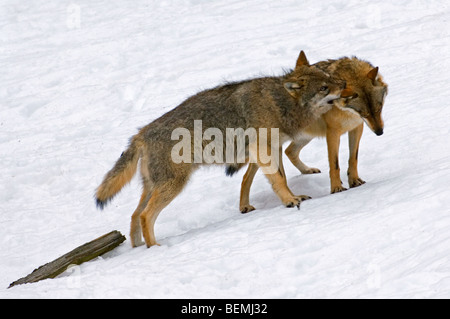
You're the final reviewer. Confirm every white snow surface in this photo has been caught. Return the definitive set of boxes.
[1,0,450,299]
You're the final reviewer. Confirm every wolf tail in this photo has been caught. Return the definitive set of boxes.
[95,135,143,210]
[225,163,246,177]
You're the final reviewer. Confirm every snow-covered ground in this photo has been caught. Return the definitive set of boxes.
[1,0,450,298]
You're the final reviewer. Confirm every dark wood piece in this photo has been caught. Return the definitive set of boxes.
[8,230,126,288]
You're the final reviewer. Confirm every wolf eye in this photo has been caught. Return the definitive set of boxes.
[320,86,328,92]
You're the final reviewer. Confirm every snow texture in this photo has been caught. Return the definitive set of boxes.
[1,0,450,298]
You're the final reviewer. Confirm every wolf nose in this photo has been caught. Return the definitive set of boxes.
[375,128,384,136]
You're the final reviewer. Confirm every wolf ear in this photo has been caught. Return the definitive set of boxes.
[284,80,305,97]
[367,67,379,84]
[295,50,310,69]
[340,88,358,99]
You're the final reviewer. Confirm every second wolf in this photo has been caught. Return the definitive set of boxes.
[236,56,388,213]
[95,51,350,248]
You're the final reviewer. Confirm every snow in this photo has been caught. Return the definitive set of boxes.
[1,0,450,299]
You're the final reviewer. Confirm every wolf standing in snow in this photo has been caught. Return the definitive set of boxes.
[236,56,388,214]
[95,51,349,248]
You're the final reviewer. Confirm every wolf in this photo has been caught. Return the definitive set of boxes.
[95,51,349,248]
[236,56,388,213]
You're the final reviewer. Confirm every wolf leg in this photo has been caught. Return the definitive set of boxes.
[348,123,366,188]
[140,178,188,248]
[326,127,347,193]
[130,186,152,247]
[239,163,258,214]
[258,146,310,208]
[285,138,321,174]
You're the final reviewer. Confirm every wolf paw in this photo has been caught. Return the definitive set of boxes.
[240,205,256,214]
[285,195,312,210]
[146,242,161,248]
[331,185,348,194]
[349,177,366,188]
[131,237,145,248]
[301,167,321,174]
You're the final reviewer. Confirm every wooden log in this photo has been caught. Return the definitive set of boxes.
[8,230,126,288]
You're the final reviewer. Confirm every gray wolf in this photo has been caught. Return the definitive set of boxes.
[95,51,349,247]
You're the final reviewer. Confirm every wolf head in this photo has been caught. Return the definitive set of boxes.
[284,51,350,116]
[334,66,388,136]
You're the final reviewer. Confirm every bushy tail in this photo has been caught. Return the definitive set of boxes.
[95,136,142,209]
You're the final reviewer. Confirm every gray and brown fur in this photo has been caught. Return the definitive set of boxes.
[95,51,347,248]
